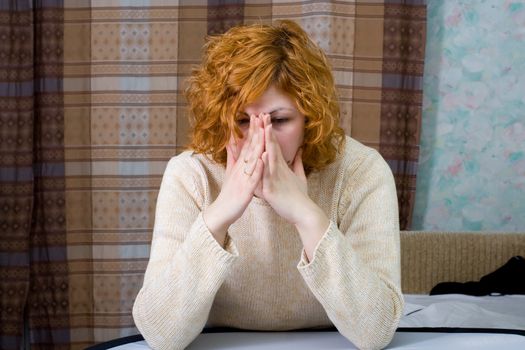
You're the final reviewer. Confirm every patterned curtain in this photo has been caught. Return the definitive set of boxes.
[1,1,69,349]
[0,1,425,349]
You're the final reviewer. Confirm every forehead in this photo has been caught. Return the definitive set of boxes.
[243,85,298,112]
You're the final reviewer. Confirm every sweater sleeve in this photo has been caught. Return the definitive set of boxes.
[132,155,238,350]
[297,151,403,350]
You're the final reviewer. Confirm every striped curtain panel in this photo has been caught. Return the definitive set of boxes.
[0,1,426,349]
[1,2,70,350]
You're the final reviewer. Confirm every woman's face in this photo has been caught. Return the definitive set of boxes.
[236,85,305,165]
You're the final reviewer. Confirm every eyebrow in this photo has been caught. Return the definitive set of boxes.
[240,108,296,117]
[269,108,295,114]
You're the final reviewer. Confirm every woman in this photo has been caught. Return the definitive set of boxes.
[133,20,403,350]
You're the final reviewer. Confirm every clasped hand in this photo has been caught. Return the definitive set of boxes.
[227,113,308,224]
[204,113,310,241]
[203,113,329,259]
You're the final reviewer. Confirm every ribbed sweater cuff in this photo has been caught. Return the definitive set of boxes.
[188,212,239,263]
[296,220,335,270]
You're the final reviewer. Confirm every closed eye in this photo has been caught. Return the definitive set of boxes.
[271,117,289,124]
[236,118,250,126]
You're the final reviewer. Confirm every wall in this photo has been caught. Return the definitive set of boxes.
[412,1,525,231]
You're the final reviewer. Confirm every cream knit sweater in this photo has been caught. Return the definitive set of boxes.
[132,136,403,350]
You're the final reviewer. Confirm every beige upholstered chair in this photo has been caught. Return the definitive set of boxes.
[400,231,525,294]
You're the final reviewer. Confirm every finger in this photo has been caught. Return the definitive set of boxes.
[269,126,286,163]
[261,151,271,180]
[239,114,255,162]
[244,116,265,173]
[292,148,306,179]
[254,116,265,158]
[251,158,264,183]
[264,124,277,174]
[243,149,263,178]
[247,117,260,165]
[265,123,288,172]
[261,113,273,161]
[243,132,259,176]
[228,134,239,162]
[261,151,273,194]
[262,113,271,128]
[226,144,235,172]
[262,113,272,153]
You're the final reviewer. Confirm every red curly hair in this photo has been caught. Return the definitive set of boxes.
[185,20,345,174]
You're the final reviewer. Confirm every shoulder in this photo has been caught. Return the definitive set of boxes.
[319,137,396,212]
[164,150,219,177]
[161,150,224,202]
[315,137,398,223]
[322,136,392,182]
[160,151,210,193]
[342,137,392,177]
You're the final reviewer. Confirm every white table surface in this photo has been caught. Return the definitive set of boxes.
[109,331,525,350]
[106,294,525,350]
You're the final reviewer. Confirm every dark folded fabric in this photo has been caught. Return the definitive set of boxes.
[430,256,525,296]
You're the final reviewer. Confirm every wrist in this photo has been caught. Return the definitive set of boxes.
[293,199,327,230]
[202,200,232,246]
[293,200,330,258]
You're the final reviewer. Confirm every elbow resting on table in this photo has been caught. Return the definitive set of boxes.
[345,292,403,350]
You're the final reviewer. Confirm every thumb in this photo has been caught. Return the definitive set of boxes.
[226,144,236,173]
[229,133,240,160]
[292,148,305,179]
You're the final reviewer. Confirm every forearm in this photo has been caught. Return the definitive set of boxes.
[133,215,238,349]
[202,200,230,248]
[293,199,330,261]
[298,224,403,350]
